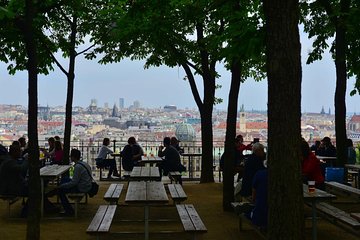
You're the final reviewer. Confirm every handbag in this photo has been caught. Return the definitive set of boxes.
[77,162,99,197]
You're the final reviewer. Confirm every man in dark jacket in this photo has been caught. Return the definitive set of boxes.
[240,143,266,198]
[0,145,28,196]
[158,137,185,182]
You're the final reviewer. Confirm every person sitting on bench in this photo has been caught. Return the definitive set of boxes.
[96,138,119,179]
[158,137,185,183]
[49,149,92,216]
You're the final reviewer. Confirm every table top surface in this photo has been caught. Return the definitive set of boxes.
[316,155,337,160]
[141,156,163,162]
[303,184,336,200]
[130,166,160,179]
[40,164,71,177]
[345,164,360,170]
[181,153,202,157]
[125,181,168,203]
[110,153,121,157]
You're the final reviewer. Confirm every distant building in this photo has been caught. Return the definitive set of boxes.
[89,99,97,113]
[320,106,325,114]
[112,104,120,118]
[133,100,140,109]
[119,98,125,109]
[186,118,201,125]
[164,105,177,112]
[175,123,196,142]
[38,105,50,121]
[348,115,360,132]
[239,112,246,132]
[103,117,126,129]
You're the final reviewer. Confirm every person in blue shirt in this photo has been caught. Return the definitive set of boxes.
[250,168,268,228]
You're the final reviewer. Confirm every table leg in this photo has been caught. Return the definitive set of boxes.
[144,205,149,240]
[41,178,44,218]
[118,157,122,178]
[188,156,192,179]
[312,201,317,240]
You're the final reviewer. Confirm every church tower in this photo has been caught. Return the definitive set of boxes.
[239,105,246,132]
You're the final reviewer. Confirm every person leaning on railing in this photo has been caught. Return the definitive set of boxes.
[158,137,186,183]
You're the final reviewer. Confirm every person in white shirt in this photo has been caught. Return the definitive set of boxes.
[96,138,119,179]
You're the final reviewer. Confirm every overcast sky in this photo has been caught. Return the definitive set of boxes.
[0,30,359,114]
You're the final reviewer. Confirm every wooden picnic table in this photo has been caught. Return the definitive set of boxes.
[316,156,337,166]
[303,184,336,240]
[140,156,163,167]
[130,166,160,181]
[345,164,360,188]
[40,164,71,217]
[125,181,169,240]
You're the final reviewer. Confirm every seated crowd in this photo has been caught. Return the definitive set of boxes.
[230,136,344,230]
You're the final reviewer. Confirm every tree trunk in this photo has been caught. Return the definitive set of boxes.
[199,105,215,183]
[23,0,41,239]
[223,61,241,211]
[263,0,304,239]
[334,25,347,168]
[63,15,78,165]
[181,63,215,183]
[334,0,350,167]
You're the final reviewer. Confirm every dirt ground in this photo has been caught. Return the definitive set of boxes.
[0,181,359,240]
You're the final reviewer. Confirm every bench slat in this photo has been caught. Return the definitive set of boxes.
[87,205,108,232]
[177,204,196,231]
[104,183,124,203]
[185,204,207,231]
[113,184,124,198]
[98,205,117,232]
[168,184,187,202]
[317,202,360,229]
[104,184,117,199]
[350,213,360,221]
[325,181,360,199]
[176,204,207,232]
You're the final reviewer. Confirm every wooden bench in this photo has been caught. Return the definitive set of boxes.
[168,184,187,204]
[176,204,207,240]
[231,202,266,239]
[87,205,117,239]
[103,183,124,205]
[351,213,360,221]
[347,170,359,188]
[325,181,360,201]
[67,193,86,218]
[0,195,20,217]
[168,171,182,184]
[315,202,360,233]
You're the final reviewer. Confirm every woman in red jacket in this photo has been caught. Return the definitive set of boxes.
[301,140,325,189]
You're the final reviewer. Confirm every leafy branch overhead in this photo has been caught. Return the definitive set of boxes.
[301,0,360,96]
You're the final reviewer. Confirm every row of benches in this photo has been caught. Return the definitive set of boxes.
[87,183,207,239]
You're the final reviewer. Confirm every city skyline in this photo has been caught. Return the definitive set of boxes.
[1,30,360,113]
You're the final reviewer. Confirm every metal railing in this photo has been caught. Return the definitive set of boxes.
[0,139,227,181]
